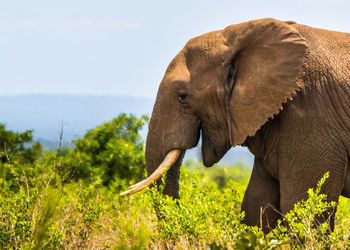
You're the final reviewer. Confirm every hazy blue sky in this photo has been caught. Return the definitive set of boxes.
[1,0,349,98]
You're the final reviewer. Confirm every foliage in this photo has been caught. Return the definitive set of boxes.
[0,191,32,248]
[1,115,350,249]
[269,172,336,248]
[0,124,43,192]
[184,159,251,188]
[43,113,148,191]
[144,169,246,248]
[0,124,42,164]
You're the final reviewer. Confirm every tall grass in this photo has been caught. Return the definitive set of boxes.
[1,162,350,249]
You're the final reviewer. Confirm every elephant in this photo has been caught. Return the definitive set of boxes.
[120,18,350,233]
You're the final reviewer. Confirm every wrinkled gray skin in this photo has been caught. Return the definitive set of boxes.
[145,18,350,233]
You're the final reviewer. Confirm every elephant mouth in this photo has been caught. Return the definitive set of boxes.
[119,121,228,196]
[201,127,231,167]
[202,135,219,167]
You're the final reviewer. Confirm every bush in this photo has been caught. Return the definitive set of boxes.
[184,159,251,189]
[0,124,42,164]
[144,169,246,248]
[1,116,350,248]
[43,114,148,191]
[0,191,32,248]
[0,124,43,193]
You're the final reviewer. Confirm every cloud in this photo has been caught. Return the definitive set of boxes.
[0,37,8,45]
[0,19,5,28]
[21,19,39,30]
[99,20,140,31]
[55,17,140,38]
[0,19,9,45]
[0,17,140,44]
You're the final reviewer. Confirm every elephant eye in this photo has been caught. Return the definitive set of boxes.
[178,93,188,103]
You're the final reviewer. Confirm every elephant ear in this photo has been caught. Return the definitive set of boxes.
[223,19,308,145]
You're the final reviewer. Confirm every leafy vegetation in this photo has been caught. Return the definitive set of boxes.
[41,114,148,190]
[0,114,349,249]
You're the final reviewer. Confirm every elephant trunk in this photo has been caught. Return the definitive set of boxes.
[119,100,188,198]
[119,67,200,198]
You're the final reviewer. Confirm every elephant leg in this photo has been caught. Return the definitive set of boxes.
[341,155,350,198]
[241,157,281,233]
[280,189,338,231]
[279,152,347,231]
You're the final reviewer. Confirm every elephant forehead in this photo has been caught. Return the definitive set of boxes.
[185,30,224,51]
[163,52,191,84]
[184,30,227,67]
[162,30,226,84]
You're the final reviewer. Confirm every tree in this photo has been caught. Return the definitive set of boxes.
[0,124,43,192]
[0,124,42,164]
[51,114,148,190]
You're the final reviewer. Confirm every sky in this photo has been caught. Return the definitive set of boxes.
[0,0,349,98]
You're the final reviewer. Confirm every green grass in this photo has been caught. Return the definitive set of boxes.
[1,116,350,249]
[1,163,350,249]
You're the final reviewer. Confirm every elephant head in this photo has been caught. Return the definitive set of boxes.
[120,18,307,198]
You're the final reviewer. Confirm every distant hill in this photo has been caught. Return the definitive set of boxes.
[0,94,253,166]
[0,94,154,140]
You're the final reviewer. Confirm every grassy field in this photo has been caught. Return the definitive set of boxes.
[2,163,350,249]
[1,115,350,249]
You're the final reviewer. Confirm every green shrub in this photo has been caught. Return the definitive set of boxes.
[184,159,251,189]
[0,191,32,248]
[42,114,148,192]
[270,172,336,248]
[0,125,43,193]
[0,124,42,165]
[140,169,247,248]
[1,116,350,249]
[235,172,342,249]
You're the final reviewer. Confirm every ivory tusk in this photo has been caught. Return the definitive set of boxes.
[119,149,181,196]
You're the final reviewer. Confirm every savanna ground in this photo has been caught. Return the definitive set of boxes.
[1,114,350,249]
